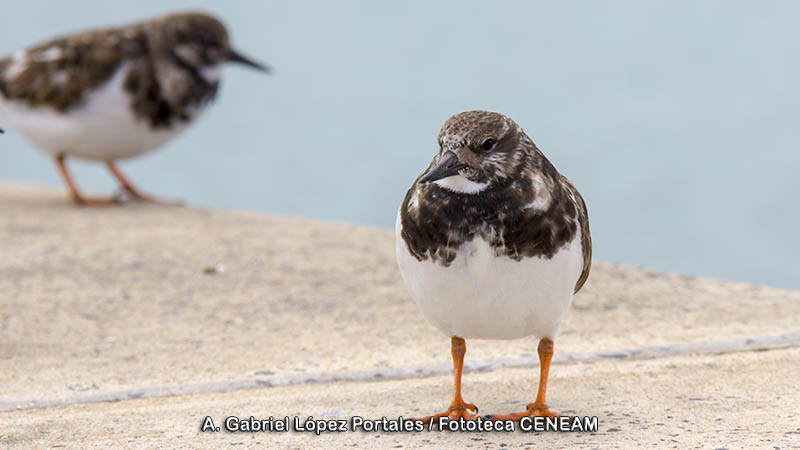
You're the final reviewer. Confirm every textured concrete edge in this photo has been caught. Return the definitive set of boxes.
[3,331,798,413]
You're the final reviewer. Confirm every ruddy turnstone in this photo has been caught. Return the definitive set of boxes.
[0,12,268,205]
[396,110,592,422]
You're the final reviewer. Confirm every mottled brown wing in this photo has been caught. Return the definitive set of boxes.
[0,28,146,111]
[561,176,592,294]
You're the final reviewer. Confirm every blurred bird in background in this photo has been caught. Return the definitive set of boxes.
[0,11,269,205]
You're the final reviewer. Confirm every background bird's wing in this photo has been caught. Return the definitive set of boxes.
[0,28,145,111]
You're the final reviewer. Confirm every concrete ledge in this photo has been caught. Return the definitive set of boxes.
[4,348,799,449]
[4,331,799,413]
[1,182,799,448]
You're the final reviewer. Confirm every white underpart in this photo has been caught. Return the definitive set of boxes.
[0,62,204,161]
[4,51,29,80]
[433,174,489,194]
[395,212,583,340]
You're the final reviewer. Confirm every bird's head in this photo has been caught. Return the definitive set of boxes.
[154,12,269,76]
[419,110,530,194]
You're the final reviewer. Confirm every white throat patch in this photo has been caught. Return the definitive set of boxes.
[200,65,221,84]
[433,175,489,194]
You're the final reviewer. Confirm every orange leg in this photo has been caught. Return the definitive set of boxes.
[55,154,117,206]
[416,336,479,424]
[105,161,158,203]
[487,338,560,421]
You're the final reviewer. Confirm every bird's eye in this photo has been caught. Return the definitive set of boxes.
[481,138,497,152]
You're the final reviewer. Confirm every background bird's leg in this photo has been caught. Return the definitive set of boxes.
[55,154,116,206]
[415,336,479,424]
[105,161,156,202]
[486,337,560,421]
[106,161,181,205]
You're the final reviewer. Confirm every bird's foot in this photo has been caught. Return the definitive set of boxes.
[113,188,183,206]
[415,401,480,425]
[71,194,122,206]
[484,402,560,421]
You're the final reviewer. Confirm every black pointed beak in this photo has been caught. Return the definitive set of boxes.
[418,151,467,184]
[228,49,270,73]
[0,128,4,134]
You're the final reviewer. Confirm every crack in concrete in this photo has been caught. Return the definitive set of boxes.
[2,331,798,412]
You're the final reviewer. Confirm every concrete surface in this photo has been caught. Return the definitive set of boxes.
[1,182,799,449]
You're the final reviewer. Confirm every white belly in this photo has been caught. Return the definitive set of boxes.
[395,212,583,340]
[0,63,191,161]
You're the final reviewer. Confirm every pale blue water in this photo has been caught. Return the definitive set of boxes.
[1,1,798,290]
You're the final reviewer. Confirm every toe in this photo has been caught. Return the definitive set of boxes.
[528,403,560,417]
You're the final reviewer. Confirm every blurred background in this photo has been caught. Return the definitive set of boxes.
[0,1,798,290]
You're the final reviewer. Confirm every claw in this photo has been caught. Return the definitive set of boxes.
[415,401,480,424]
[485,402,560,421]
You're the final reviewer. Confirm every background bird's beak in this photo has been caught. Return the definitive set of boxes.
[228,49,270,73]
[418,151,467,183]
[0,128,4,134]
